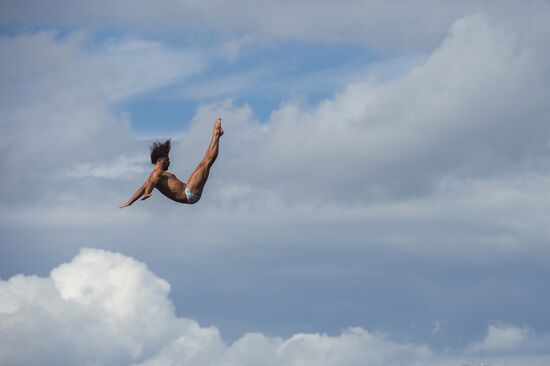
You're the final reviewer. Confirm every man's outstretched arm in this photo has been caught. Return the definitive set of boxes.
[120,183,146,208]
[120,168,162,207]
[141,170,162,201]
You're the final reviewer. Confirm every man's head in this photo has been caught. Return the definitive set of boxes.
[150,139,171,170]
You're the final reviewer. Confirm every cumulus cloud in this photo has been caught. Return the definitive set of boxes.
[0,248,192,365]
[468,323,531,354]
[173,14,550,208]
[467,323,550,355]
[1,248,549,366]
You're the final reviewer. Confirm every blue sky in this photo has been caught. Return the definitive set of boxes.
[115,40,382,134]
[1,1,550,365]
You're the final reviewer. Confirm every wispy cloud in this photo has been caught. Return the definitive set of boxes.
[2,1,547,52]
[218,35,258,61]
[65,154,149,179]
[181,68,266,100]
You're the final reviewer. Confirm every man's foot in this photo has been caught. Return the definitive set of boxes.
[215,117,224,137]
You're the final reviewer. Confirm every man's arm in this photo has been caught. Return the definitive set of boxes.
[119,183,146,208]
[141,170,162,200]
[120,168,162,207]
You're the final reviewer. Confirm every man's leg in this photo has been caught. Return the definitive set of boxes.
[186,118,223,196]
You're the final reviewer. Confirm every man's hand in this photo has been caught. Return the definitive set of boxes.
[119,182,147,208]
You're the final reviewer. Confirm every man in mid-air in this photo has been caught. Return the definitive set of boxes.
[120,117,223,207]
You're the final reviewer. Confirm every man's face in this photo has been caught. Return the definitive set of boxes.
[160,157,170,170]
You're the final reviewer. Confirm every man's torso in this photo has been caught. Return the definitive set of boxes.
[155,171,187,203]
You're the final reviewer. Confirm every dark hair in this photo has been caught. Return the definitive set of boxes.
[150,139,171,164]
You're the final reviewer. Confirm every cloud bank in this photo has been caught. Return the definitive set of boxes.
[175,14,550,213]
[1,248,549,366]
[1,0,547,52]
[2,13,549,218]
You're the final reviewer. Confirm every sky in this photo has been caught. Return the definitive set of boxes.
[1,1,550,365]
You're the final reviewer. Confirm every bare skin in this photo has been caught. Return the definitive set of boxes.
[120,117,223,207]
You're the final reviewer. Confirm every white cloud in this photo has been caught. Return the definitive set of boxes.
[1,0,547,52]
[468,323,531,354]
[1,9,550,355]
[1,248,549,366]
[467,323,550,356]
[2,11,548,212]
[66,154,149,179]
[0,31,202,107]
[181,68,266,100]
[175,14,550,209]
[137,327,437,366]
[0,31,203,204]
[431,320,443,337]
[0,248,198,365]
[2,13,548,256]
[1,13,549,260]
[218,35,258,61]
